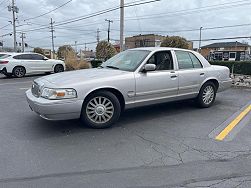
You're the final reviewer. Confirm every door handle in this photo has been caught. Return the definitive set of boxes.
[171,75,177,78]
[200,73,205,76]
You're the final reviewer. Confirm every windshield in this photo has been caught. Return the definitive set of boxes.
[101,50,150,71]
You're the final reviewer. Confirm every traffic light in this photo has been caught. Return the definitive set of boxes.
[25,43,28,47]
[0,42,3,46]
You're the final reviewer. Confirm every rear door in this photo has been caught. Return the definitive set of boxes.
[174,50,206,95]
[30,54,52,72]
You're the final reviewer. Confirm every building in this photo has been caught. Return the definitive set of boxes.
[125,34,165,49]
[79,50,95,61]
[201,42,251,61]
[42,49,57,59]
[125,34,193,50]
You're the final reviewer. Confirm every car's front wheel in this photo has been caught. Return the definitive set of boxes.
[196,82,216,108]
[54,64,64,73]
[81,91,121,129]
[13,66,26,78]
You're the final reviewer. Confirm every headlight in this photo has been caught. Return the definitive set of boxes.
[41,88,77,100]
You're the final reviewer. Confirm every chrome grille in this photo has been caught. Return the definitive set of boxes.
[31,82,40,97]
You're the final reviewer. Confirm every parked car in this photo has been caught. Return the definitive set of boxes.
[0,53,65,78]
[26,47,232,128]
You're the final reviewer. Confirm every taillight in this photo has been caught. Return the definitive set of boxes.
[0,61,8,64]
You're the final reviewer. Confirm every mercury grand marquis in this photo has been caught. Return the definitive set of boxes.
[26,47,232,128]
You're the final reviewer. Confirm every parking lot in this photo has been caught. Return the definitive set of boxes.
[0,74,251,188]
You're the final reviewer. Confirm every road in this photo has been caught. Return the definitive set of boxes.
[0,74,251,188]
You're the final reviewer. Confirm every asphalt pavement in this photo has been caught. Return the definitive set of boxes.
[0,74,251,188]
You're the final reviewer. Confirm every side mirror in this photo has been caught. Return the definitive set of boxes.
[143,64,156,72]
[43,57,49,60]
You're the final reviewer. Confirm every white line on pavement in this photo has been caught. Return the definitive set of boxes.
[19,88,30,90]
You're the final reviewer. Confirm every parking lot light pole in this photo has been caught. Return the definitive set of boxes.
[199,27,203,53]
[120,0,124,52]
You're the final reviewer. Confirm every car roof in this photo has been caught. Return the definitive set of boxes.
[128,47,194,52]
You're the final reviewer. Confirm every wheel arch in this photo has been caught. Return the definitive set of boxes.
[12,65,26,73]
[83,87,125,111]
[200,77,219,92]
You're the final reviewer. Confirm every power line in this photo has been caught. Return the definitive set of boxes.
[190,36,251,42]
[54,0,161,27]
[112,0,251,22]
[24,0,73,21]
[19,0,160,33]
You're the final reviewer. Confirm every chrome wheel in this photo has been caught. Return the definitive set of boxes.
[86,96,114,124]
[14,67,25,77]
[202,85,215,105]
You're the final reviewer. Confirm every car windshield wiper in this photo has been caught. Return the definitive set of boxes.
[98,65,104,68]
[105,65,120,70]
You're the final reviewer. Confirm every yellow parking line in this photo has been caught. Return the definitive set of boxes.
[215,105,251,141]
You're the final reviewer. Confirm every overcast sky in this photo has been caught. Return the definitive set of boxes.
[1,0,251,51]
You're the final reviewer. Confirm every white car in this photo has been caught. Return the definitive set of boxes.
[0,53,65,78]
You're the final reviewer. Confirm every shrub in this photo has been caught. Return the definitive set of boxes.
[78,61,90,69]
[91,60,103,68]
[209,61,251,75]
[65,58,78,71]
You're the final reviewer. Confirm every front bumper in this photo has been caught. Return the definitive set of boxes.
[218,78,232,92]
[26,89,83,120]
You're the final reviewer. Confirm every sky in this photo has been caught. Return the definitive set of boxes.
[1,0,251,51]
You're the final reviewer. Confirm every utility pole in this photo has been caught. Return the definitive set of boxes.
[20,32,26,52]
[50,18,56,59]
[75,41,77,53]
[120,0,124,52]
[96,28,100,43]
[8,0,18,52]
[199,27,203,53]
[84,43,87,51]
[105,19,113,43]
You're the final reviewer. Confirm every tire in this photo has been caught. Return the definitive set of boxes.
[81,91,121,129]
[12,66,26,78]
[196,81,216,108]
[54,64,64,73]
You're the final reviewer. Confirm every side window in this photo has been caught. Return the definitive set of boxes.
[188,52,202,68]
[31,54,44,60]
[147,51,173,71]
[13,54,32,60]
[175,51,193,69]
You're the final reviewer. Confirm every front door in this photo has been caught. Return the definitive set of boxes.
[135,50,178,103]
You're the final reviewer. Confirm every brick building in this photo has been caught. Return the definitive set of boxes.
[125,34,165,49]
[200,42,251,61]
[125,34,193,50]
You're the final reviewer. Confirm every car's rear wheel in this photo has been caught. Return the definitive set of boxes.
[54,64,64,73]
[81,91,121,129]
[13,66,26,78]
[196,82,216,108]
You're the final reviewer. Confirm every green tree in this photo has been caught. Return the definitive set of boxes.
[161,36,189,49]
[96,41,116,61]
[57,45,75,59]
[33,47,44,55]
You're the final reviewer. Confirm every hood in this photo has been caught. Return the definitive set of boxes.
[35,68,130,86]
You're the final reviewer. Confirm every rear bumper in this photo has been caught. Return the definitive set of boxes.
[26,89,83,120]
[218,78,232,92]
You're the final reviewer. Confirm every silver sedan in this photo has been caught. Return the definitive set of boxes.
[26,47,232,128]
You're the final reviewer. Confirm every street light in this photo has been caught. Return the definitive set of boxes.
[199,27,203,53]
